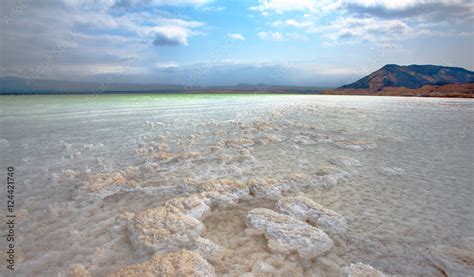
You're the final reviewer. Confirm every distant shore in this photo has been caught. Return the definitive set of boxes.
[324,83,474,98]
[0,90,324,96]
[1,83,473,98]
[1,91,473,98]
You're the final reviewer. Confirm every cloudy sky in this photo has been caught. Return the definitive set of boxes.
[1,0,473,87]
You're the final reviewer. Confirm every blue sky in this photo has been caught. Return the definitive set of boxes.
[1,0,473,87]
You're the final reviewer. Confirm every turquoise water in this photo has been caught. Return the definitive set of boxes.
[0,94,473,276]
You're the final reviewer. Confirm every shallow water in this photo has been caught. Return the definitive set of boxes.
[0,94,473,276]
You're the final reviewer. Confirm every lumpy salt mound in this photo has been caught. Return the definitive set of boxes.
[108,250,215,277]
[245,208,334,259]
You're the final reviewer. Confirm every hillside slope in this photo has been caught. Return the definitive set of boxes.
[341,64,474,92]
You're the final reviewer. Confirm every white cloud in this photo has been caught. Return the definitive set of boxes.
[349,0,420,10]
[250,0,317,14]
[286,32,308,40]
[151,0,212,5]
[252,0,469,45]
[250,0,342,15]
[154,62,178,69]
[104,0,213,8]
[157,18,205,28]
[250,0,473,15]
[202,6,226,11]
[0,0,208,81]
[258,31,306,41]
[286,19,315,29]
[258,31,283,41]
[227,33,246,41]
[322,17,427,43]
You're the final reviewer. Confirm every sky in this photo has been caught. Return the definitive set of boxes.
[1,0,473,87]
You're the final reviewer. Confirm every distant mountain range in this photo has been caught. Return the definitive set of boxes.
[340,64,474,92]
[0,76,324,94]
[2,64,473,97]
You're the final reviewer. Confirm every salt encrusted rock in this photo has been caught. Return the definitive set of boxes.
[128,190,238,258]
[192,237,223,260]
[251,260,276,274]
[239,148,256,162]
[108,250,216,277]
[192,178,250,206]
[276,196,348,234]
[68,264,92,277]
[255,134,284,145]
[245,208,333,258]
[310,166,350,188]
[82,167,140,197]
[165,194,211,219]
[343,262,385,277]
[128,204,207,255]
[225,137,255,148]
[178,151,204,161]
[128,179,251,259]
[329,156,361,169]
[247,177,289,199]
[152,151,174,162]
[428,242,474,276]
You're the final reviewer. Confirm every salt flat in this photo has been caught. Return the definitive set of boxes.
[0,94,473,276]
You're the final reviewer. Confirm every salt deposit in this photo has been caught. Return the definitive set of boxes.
[245,208,334,258]
[276,196,348,234]
[108,250,215,277]
[0,94,472,276]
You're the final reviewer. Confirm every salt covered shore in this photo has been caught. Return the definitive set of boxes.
[1,95,473,276]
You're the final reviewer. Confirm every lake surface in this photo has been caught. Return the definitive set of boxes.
[0,94,473,276]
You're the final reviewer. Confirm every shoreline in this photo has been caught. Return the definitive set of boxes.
[1,91,474,98]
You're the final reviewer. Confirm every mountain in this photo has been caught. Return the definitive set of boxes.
[0,76,186,93]
[340,64,474,92]
[0,76,323,94]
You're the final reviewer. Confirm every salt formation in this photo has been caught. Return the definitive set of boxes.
[0,138,10,147]
[247,177,288,199]
[310,166,351,188]
[123,177,384,275]
[255,134,284,145]
[245,208,334,258]
[59,169,78,182]
[224,137,255,147]
[108,250,215,277]
[68,119,385,276]
[68,264,92,277]
[184,178,250,206]
[128,202,213,257]
[344,262,385,277]
[128,179,250,258]
[80,167,140,199]
[427,242,474,276]
[152,151,174,162]
[276,196,348,234]
[333,140,377,151]
[178,151,204,161]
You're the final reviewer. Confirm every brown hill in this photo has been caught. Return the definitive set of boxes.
[324,83,474,98]
[341,64,474,92]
